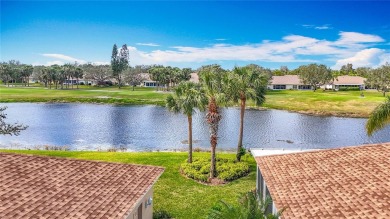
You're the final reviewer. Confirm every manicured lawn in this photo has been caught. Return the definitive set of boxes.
[261,89,386,117]
[0,150,256,219]
[0,85,387,117]
[0,86,169,105]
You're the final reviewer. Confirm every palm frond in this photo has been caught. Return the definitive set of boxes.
[366,96,390,136]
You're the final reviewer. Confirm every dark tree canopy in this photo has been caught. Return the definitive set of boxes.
[297,63,332,91]
[366,63,390,96]
[111,44,129,88]
[0,107,28,136]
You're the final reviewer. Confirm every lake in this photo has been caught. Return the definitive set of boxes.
[0,103,389,151]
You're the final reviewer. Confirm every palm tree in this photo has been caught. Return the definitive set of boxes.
[366,96,390,136]
[228,65,268,161]
[198,65,228,179]
[75,67,83,89]
[207,191,283,219]
[166,81,207,163]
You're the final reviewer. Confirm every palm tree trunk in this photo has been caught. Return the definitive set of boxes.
[207,97,221,179]
[237,96,246,161]
[188,115,193,163]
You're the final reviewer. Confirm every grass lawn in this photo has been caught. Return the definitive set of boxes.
[0,85,387,117]
[0,85,169,106]
[0,150,256,219]
[260,89,386,117]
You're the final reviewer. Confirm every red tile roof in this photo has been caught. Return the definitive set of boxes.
[270,75,304,85]
[0,153,164,219]
[255,143,390,218]
[333,75,366,85]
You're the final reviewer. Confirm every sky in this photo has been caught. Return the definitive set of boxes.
[1,1,390,70]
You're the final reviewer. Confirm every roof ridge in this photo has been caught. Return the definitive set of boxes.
[254,142,390,159]
[0,152,165,170]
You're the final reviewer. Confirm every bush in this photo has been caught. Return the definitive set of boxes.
[153,210,173,219]
[338,86,361,91]
[180,157,250,183]
[207,190,284,219]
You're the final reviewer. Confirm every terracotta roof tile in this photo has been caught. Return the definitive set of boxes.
[333,76,366,85]
[0,153,164,219]
[255,143,390,218]
[270,75,303,85]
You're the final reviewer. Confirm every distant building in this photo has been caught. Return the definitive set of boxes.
[0,153,164,219]
[323,75,366,90]
[252,143,390,218]
[268,75,312,90]
[189,72,199,83]
[140,73,199,87]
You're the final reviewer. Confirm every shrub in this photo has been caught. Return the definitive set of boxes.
[153,210,173,219]
[207,190,284,219]
[180,157,250,183]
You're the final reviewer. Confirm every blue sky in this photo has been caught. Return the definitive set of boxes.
[1,1,389,69]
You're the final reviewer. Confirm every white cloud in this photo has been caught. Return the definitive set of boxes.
[332,48,388,69]
[37,32,387,69]
[336,32,384,45]
[302,24,332,30]
[315,25,332,30]
[37,54,108,66]
[135,43,160,47]
[41,53,87,64]
[126,31,387,67]
[215,38,227,41]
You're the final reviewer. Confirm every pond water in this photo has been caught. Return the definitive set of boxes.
[0,103,389,151]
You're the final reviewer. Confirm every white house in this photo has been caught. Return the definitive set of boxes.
[140,72,199,87]
[322,75,366,90]
[268,75,312,90]
[252,143,390,218]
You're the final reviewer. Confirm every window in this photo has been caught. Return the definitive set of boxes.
[293,85,297,89]
[273,85,286,90]
[257,167,264,197]
[265,185,273,214]
[298,85,311,90]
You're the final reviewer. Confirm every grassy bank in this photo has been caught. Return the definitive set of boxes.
[261,90,386,117]
[0,86,387,117]
[0,86,169,106]
[0,150,256,219]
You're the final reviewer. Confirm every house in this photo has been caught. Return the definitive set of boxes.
[334,75,366,90]
[140,73,158,87]
[140,72,199,87]
[268,75,312,90]
[329,75,366,90]
[189,72,199,83]
[0,153,164,219]
[252,143,390,218]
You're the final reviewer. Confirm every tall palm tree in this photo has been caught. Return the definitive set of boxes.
[366,96,390,136]
[228,65,268,161]
[199,65,228,178]
[166,81,207,163]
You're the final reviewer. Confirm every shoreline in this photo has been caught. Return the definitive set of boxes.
[1,99,370,118]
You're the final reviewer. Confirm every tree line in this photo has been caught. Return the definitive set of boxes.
[2,55,388,96]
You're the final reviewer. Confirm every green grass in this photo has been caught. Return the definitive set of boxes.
[0,150,256,219]
[260,90,386,117]
[0,85,169,106]
[0,85,387,117]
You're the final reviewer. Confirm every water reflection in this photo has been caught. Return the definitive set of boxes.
[0,103,388,151]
